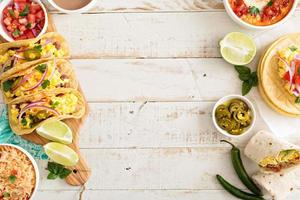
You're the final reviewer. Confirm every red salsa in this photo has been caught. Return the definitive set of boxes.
[2,0,46,40]
[229,0,294,26]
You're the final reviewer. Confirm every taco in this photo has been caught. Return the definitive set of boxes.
[1,59,78,104]
[8,88,85,135]
[0,32,70,79]
[259,33,300,117]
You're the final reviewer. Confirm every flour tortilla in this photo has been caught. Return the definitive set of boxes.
[0,32,70,80]
[259,33,300,117]
[244,130,300,199]
[1,59,78,104]
[8,88,85,135]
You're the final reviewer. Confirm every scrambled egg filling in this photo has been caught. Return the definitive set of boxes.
[259,149,300,172]
[11,93,78,128]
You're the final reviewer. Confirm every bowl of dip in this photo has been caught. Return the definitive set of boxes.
[212,95,256,138]
[224,0,298,30]
[0,144,39,200]
[47,0,98,13]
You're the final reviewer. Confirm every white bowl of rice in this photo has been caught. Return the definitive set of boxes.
[0,144,39,200]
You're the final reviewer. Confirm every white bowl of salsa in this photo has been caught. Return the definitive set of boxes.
[224,0,298,30]
[46,0,98,14]
[0,0,48,41]
[0,144,39,200]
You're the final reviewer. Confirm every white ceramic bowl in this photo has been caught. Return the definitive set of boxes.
[46,0,98,14]
[212,94,256,138]
[223,0,298,30]
[0,143,39,200]
[0,0,48,42]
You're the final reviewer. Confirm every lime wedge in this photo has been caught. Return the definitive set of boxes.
[44,142,79,166]
[220,32,256,65]
[36,121,72,144]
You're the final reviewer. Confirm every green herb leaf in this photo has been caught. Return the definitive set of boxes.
[48,162,64,175]
[8,9,15,18]
[234,65,251,75]
[3,80,14,92]
[267,1,273,6]
[47,172,58,180]
[239,73,251,81]
[3,192,10,198]
[41,79,50,89]
[295,97,300,104]
[251,71,258,86]
[21,118,27,126]
[26,23,32,29]
[35,64,47,73]
[249,6,260,15]
[34,45,43,52]
[8,175,16,183]
[12,29,20,37]
[289,46,298,52]
[242,81,252,96]
[59,168,72,179]
[51,101,60,108]
[19,5,29,17]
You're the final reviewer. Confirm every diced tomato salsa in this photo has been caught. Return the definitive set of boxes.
[2,0,46,40]
[229,0,294,26]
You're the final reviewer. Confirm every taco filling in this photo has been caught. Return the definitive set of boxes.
[259,149,300,172]
[277,46,300,103]
[2,61,71,101]
[11,92,79,129]
[0,37,66,73]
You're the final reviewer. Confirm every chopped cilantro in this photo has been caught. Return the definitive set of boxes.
[249,6,260,15]
[34,45,43,52]
[296,97,300,104]
[19,5,29,17]
[51,101,60,108]
[12,29,20,37]
[3,192,10,198]
[8,175,16,183]
[267,1,273,6]
[8,9,15,18]
[41,79,50,89]
[21,118,27,126]
[35,64,47,73]
[289,46,298,52]
[26,23,32,29]
[3,80,14,92]
[47,162,71,180]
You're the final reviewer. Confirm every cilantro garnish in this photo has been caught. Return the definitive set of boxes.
[21,118,27,126]
[249,6,260,15]
[3,80,14,92]
[12,29,20,37]
[35,64,47,73]
[34,45,43,52]
[26,23,32,29]
[51,101,60,108]
[47,162,72,180]
[8,175,16,183]
[267,1,273,6]
[41,79,50,89]
[3,192,10,198]
[296,97,300,104]
[8,9,15,18]
[19,5,29,17]
[289,46,298,52]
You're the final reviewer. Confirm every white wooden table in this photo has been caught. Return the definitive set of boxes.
[35,0,300,199]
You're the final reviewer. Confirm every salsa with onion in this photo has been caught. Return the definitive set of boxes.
[2,0,46,40]
[229,0,294,26]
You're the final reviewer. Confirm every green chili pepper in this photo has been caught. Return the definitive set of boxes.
[216,175,265,200]
[221,140,262,196]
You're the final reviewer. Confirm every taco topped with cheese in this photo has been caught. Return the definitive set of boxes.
[8,88,85,135]
[1,59,78,104]
[0,32,69,79]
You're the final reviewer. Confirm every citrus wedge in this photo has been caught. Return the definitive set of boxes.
[44,142,79,166]
[37,121,72,144]
[220,32,256,65]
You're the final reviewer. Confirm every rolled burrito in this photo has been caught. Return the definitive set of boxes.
[244,130,300,199]
[244,130,300,173]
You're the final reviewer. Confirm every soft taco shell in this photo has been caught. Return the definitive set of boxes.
[8,88,85,135]
[0,32,70,80]
[1,59,78,104]
[259,33,300,117]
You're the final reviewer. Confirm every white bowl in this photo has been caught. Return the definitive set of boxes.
[223,0,298,30]
[46,0,98,14]
[212,94,256,138]
[0,0,48,42]
[0,143,39,200]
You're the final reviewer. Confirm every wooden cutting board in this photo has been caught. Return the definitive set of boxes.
[0,15,91,186]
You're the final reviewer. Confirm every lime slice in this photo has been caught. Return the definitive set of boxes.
[44,142,79,166]
[36,121,72,144]
[220,32,256,65]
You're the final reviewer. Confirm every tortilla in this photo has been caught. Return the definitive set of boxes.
[0,32,70,80]
[259,33,300,117]
[1,59,78,104]
[8,88,85,135]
